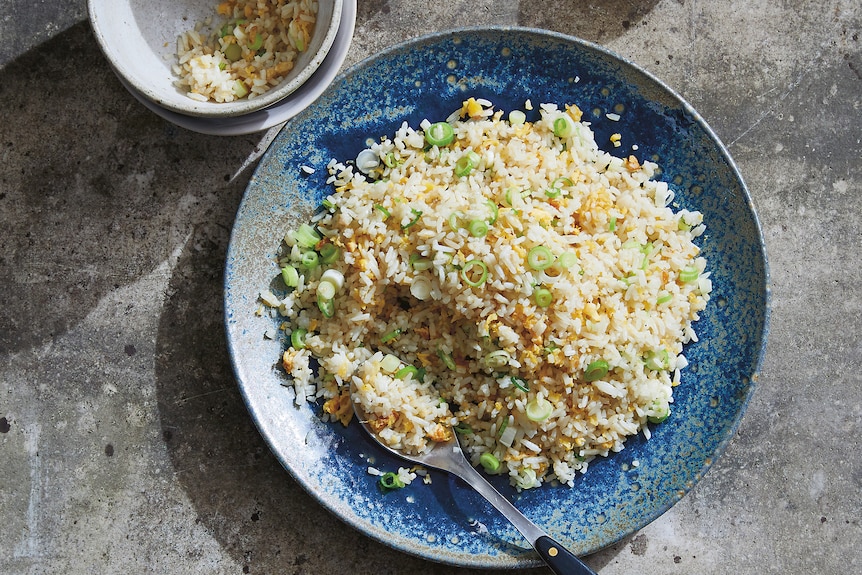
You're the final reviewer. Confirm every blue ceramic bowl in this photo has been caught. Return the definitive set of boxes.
[224,27,770,568]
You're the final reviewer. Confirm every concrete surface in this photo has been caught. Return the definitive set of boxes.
[1,1,860,574]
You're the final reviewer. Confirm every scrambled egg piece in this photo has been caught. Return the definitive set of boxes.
[322,392,354,426]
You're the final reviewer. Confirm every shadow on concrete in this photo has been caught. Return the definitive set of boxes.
[0,21,261,355]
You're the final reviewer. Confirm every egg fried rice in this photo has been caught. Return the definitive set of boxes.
[261,98,711,489]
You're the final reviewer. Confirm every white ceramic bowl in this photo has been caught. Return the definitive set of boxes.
[88,0,342,118]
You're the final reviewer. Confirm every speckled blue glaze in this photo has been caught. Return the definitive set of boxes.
[224,28,770,568]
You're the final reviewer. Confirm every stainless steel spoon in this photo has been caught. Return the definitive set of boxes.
[351,397,598,575]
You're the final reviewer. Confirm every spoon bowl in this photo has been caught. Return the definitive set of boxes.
[351,387,598,575]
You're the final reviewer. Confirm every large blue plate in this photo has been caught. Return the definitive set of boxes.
[224,27,770,568]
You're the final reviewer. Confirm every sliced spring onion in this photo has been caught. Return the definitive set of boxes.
[380,353,402,373]
[644,349,669,371]
[374,204,390,219]
[499,421,516,446]
[356,149,380,173]
[321,198,336,211]
[527,245,554,270]
[679,265,700,283]
[320,268,345,290]
[584,359,609,382]
[543,342,559,355]
[401,208,423,230]
[231,79,248,98]
[290,328,307,349]
[319,242,340,264]
[678,217,692,231]
[248,32,264,51]
[479,452,501,473]
[553,114,576,138]
[484,350,511,369]
[410,276,433,300]
[281,265,299,288]
[448,211,464,231]
[460,259,488,287]
[468,219,489,238]
[381,328,403,344]
[301,251,319,268]
[485,199,499,225]
[223,42,242,62]
[317,294,334,318]
[656,292,673,305]
[294,29,306,51]
[526,397,553,422]
[609,216,617,232]
[510,376,529,392]
[454,150,480,177]
[293,223,322,249]
[409,254,433,271]
[219,22,235,37]
[508,110,526,125]
[454,422,473,435]
[620,272,637,286]
[648,405,671,424]
[503,188,515,207]
[533,287,553,308]
[382,151,400,168]
[497,416,509,436]
[316,279,336,301]
[437,348,456,370]
[424,121,455,147]
[545,187,562,199]
[558,251,578,270]
[395,365,419,380]
[379,471,405,490]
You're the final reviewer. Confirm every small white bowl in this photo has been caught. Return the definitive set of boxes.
[88,0,342,118]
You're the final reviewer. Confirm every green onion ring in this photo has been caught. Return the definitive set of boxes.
[460,259,488,287]
[424,121,455,147]
[584,359,609,381]
[527,245,554,270]
[379,471,405,490]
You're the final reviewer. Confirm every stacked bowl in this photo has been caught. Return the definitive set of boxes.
[88,0,355,135]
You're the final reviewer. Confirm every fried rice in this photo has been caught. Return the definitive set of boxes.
[173,0,317,103]
[261,97,711,489]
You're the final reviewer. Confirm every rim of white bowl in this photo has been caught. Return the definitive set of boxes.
[87,0,343,118]
[113,0,357,136]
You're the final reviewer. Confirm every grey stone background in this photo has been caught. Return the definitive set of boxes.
[1,1,860,574]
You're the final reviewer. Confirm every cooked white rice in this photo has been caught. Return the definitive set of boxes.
[173,0,317,103]
[263,98,711,489]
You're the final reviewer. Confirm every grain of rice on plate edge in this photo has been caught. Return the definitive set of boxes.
[174,0,317,103]
[260,97,712,490]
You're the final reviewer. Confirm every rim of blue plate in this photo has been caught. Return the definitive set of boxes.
[224,25,772,569]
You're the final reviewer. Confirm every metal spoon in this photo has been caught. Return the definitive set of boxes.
[351,396,598,575]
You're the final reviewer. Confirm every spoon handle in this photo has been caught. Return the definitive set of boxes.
[450,457,598,575]
[535,535,599,575]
